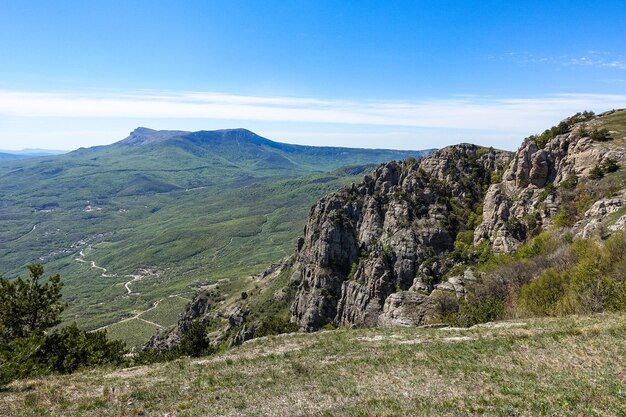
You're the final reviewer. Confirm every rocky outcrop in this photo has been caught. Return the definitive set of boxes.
[145,256,294,351]
[583,192,626,218]
[377,268,478,327]
[145,290,218,351]
[573,190,626,239]
[290,145,511,331]
[475,113,626,253]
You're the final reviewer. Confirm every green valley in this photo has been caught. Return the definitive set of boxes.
[0,128,432,345]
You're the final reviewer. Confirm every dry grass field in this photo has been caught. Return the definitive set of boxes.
[2,312,626,416]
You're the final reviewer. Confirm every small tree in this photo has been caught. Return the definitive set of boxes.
[0,266,126,385]
[0,265,65,341]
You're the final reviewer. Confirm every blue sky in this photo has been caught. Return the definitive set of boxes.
[0,0,625,150]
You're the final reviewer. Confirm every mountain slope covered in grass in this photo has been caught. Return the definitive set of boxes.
[0,152,29,161]
[0,128,432,343]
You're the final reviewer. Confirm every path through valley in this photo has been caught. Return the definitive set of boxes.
[74,247,191,332]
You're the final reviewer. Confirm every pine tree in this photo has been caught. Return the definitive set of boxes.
[0,264,65,341]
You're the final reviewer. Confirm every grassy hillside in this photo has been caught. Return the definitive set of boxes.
[0,128,432,344]
[2,312,625,416]
[0,152,29,161]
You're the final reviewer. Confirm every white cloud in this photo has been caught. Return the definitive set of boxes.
[0,89,623,151]
[603,61,626,70]
[499,51,626,71]
[0,89,624,129]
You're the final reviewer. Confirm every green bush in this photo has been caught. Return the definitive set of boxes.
[560,175,578,190]
[504,217,525,239]
[570,110,595,123]
[601,158,619,173]
[519,269,567,316]
[516,232,559,259]
[563,258,610,314]
[562,237,626,314]
[433,292,460,322]
[552,209,574,228]
[465,211,482,230]
[254,315,299,338]
[321,322,336,330]
[441,297,506,327]
[453,230,475,260]
[490,170,504,184]
[348,262,358,280]
[589,165,604,180]
[537,184,555,202]
[534,121,571,149]
[602,231,626,266]
[177,320,213,357]
[588,128,612,142]
[37,324,126,373]
[522,212,541,237]
[0,334,47,385]
[517,234,626,317]
[0,265,65,340]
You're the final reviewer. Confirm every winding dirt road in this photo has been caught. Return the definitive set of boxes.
[74,247,147,295]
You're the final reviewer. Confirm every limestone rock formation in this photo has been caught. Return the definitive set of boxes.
[290,145,511,331]
[475,112,626,253]
[145,290,217,351]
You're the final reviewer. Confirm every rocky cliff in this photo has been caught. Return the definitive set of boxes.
[290,144,511,331]
[475,110,626,253]
[290,109,626,331]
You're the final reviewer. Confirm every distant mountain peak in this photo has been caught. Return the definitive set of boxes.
[131,126,157,135]
[118,127,188,146]
[118,127,261,147]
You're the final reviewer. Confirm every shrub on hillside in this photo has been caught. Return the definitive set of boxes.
[570,110,595,123]
[254,315,299,338]
[433,292,460,321]
[588,128,612,142]
[589,165,605,180]
[518,269,568,316]
[36,323,126,373]
[533,121,571,149]
[560,175,578,190]
[440,297,505,327]
[0,264,65,340]
[601,158,619,173]
[453,230,475,261]
[516,232,560,259]
[552,209,574,228]
[177,320,213,357]
[516,233,626,317]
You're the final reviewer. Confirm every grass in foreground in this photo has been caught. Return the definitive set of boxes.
[2,313,626,416]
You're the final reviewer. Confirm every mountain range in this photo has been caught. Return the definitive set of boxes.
[0,149,67,160]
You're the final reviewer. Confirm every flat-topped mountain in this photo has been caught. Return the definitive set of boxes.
[0,128,433,199]
[112,127,434,173]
